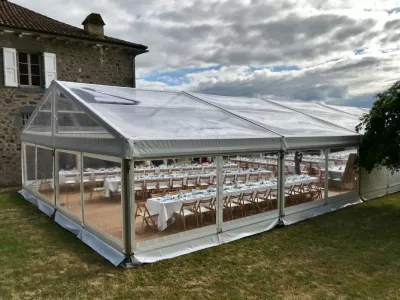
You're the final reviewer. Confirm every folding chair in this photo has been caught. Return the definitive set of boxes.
[174,201,198,231]
[135,203,159,234]
[248,173,260,182]
[223,174,235,185]
[171,177,184,190]
[236,174,247,184]
[223,195,240,220]
[185,176,198,189]
[195,197,215,226]
[198,175,211,188]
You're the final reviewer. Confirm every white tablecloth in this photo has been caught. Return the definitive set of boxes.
[133,169,272,188]
[58,168,120,185]
[135,162,238,174]
[147,176,318,230]
[104,177,121,197]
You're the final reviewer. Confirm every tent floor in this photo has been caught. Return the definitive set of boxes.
[35,187,350,244]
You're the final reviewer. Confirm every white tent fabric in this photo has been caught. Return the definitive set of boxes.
[265,99,362,132]
[20,80,400,267]
[320,103,369,118]
[21,81,362,159]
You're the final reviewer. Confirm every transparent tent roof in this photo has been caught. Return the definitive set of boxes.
[21,81,362,158]
[263,99,362,132]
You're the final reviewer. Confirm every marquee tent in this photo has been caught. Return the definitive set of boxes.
[19,81,400,266]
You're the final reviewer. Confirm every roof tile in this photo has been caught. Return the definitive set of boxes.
[0,0,148,50]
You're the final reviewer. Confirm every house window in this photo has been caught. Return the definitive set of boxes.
[17,52,41,87]
[21,113,32,126]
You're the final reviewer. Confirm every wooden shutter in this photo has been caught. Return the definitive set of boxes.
[43,52,57,88]
[3,48,18,87]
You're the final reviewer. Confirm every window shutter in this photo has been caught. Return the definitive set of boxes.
[43,52,57,88]
[3,48,18,87]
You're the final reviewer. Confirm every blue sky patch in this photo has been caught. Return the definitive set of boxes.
[139,65,222,86]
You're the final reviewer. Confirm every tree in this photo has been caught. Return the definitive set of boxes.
[356,81,400,173]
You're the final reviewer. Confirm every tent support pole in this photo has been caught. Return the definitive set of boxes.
[278,150,285,221]
[324,148,329,204]
[80,153,85,226]
[34,145,38,195]
[122,159,132,256]
[216,156,223,233]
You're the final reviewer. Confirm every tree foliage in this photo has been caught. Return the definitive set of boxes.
[356,81,400,173]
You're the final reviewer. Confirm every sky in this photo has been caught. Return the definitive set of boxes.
[14,0,400,107]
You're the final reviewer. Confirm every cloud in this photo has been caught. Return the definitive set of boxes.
[12,0,400,107]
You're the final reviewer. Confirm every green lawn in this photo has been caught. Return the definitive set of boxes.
[1,193,400,300]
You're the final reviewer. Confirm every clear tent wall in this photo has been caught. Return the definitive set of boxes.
[20,80,368,266]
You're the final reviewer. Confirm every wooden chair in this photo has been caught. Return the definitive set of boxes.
[192,166,203,174]
[223,195,240,220]
[158,168,169,175]
[185,176,198,189]
[198,175,211,188]
[134,179,145,200]
[171,177,184,190]
[239,192,254,216]
[135,202,158,234]
[230,165,239,171]
[158,178,170,192]
[151,192,164,198]
[112,182,122,201]
[312,180,324,199]
[248,173,260,182]
[196,197,214,226]
[236,174,247,184]
[302,182,315,201]
[285,185,294,204]
[170,167,182,174]
[291,183,304,204]
[145,179,158,197]
[174,201,198,230]
[93,172,105,187]
[253,189,269,211]
[223,174,235,185]
[268,188,278,208]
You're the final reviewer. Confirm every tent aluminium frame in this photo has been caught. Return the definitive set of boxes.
[19,80,362,265]
[21,143,360,264]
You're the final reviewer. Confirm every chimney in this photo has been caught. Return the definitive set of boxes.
[82,13,105,36]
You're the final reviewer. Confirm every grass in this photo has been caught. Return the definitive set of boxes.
[1,193,400,300]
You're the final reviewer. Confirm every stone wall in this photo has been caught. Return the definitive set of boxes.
[0,33,136,186]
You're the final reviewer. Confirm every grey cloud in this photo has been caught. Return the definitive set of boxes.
[11,0,399,108]
[384,19,400,30]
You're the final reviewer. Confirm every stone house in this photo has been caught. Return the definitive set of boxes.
[0,0,148,186]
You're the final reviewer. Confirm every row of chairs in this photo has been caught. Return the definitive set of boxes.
[136,188,279,233]
[135,196,216,233]
[135,173,270,198]
[285,181,324,204]
[62,171,119,186]
[135,165,240,176]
